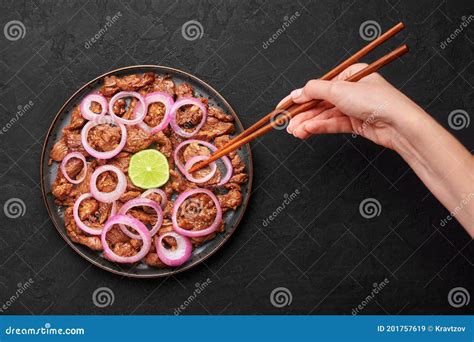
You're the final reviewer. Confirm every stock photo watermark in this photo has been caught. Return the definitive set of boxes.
[352,101,387,138]
[440,15,474,49]
[3,198,26,219]
[92,287,115,308]
[262,10,301,49]
[0,278,34,313]
[3,20,26,41]
[4,322,85,336]
[173,278,212,315]
[447,109,470,130]
[270,287,292,308]
[359,198,381,219]
[84,12,123,49]
[0,100,34,135]
[262,189,301,227]
[439,192,474,227]
[181,20,204,41]
[359,20,381,41]
[351,278,390,315]
[447,287,470,308]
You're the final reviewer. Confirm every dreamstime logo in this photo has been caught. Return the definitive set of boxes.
[0,100,34,135]
[173,278,212,315]
[262,189,300,227]
[84,12,123,49]
[352,278,390,315]
[448,109,470,130]
[262,11,301,49]
[4,20,26,41]
[359,20,381,41]
[352,101,387,138]
[181,197,204,220]
[270,287,292,308]
[359,198,381,219]
[0,278,34,313]
[440,192,474,227]
[3,198,26,219]
[440,15,474,49]
[92,287,115,308]
[181,20,203,41]
[447,287,470,308]
[270,110,291,130]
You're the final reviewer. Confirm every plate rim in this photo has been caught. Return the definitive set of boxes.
[40,64,254,278]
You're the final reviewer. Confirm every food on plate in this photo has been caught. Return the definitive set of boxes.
[49,73,248,268]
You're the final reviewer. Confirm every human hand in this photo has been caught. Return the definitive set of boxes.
[281,63,426,150]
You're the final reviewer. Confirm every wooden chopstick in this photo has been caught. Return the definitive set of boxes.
[189,44,408,174]
[212,22,405,158]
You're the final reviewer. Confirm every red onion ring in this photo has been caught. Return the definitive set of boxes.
[73,193,104,236]
[90,165,127,203]
[172,188,222,238]
[118,198,163,239]
[170,97,207,137]
[173,139,233,185]
[101,214,152,263]
[156,232,192,267]
[109,91,147,125]
[60,152,87,184]
[81,115,127,159]
[80,93,107,121]
[136,92,173,134]
[184,155,217,183]
[141,189,168,209]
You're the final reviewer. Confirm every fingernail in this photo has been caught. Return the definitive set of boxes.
[291,88,302,98]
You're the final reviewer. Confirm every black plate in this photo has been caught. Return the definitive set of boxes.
[40,65,253,278]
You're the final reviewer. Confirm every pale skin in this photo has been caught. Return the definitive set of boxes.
[280,63,474,237]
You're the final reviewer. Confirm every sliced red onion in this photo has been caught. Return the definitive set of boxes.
[170,97,207,138]
[90,165,127,203]
[172,188,222,238]
[80,93,108,121]
[184,155,217,183]
[136,92,173,134]
[118,198,163,239]
[141,189,168,209]
[109,91,146,125]
[81,115,127,159]
[73,193,104,236]
[173,139,233,185]
[101,214,152,263]
[60,152,87,184]
[156,232,192,267]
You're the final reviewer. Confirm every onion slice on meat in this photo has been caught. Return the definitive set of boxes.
[80,93,108,121]
[184,155,217,184]
[101,214,152,263]
[172,188,222,238]
[73,193,105,236]
[90,165,127,203]
[156,232,192,267]
[169,97,207,138]
[136,92,174,134]
[173,139,233,185]
[109,91,147,125]
[118,198,163,239]
[141,188,168,209]
[60,152,87,184]
[81,115,127,159]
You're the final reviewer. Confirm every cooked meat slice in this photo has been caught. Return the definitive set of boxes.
[169,169,196,193]
[65,207,103,251]
[149,75,175,96]
[169,130,185,147]
[191,222,224,246]
[144,252,166,268]
[208,106,234,122]
[214,135,245,173]
[126,177,142,191]
[108,152,131,173]
[176,193,217,231]
[87,124,122,152]
[105,226,130,245]
[176,103,205,131]
[194,117,235,141]
[182,142,210,162]
[96,171,118,193]
[49,137,68,163]
[144,102,165,128]
[64,130,89,156]
[175,82,194,98]
[123,125,154,153]
[217,189,242,211]
[62,157,85,181]
[78,198,99,221]
[119,190,141,202]
[111,242,140,258]
[228,173,248,185]
[163,200,174,219]
[51,172,74,204]
[71,161,96,197]
[127,208,157,227]
[77,198,111,228]
[100,73,155,97]
[153,131,173,158]
[63,106,86,132]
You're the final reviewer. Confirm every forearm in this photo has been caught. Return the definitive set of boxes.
[392,108,474,236]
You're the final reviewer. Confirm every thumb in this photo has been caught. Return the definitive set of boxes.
[291,79,346,105]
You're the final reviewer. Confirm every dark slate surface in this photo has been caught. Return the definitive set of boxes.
[0,0,473,315]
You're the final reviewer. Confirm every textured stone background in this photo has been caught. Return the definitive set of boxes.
[0,0,472,315]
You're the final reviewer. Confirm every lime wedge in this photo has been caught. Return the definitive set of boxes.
[128,149,169,189]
